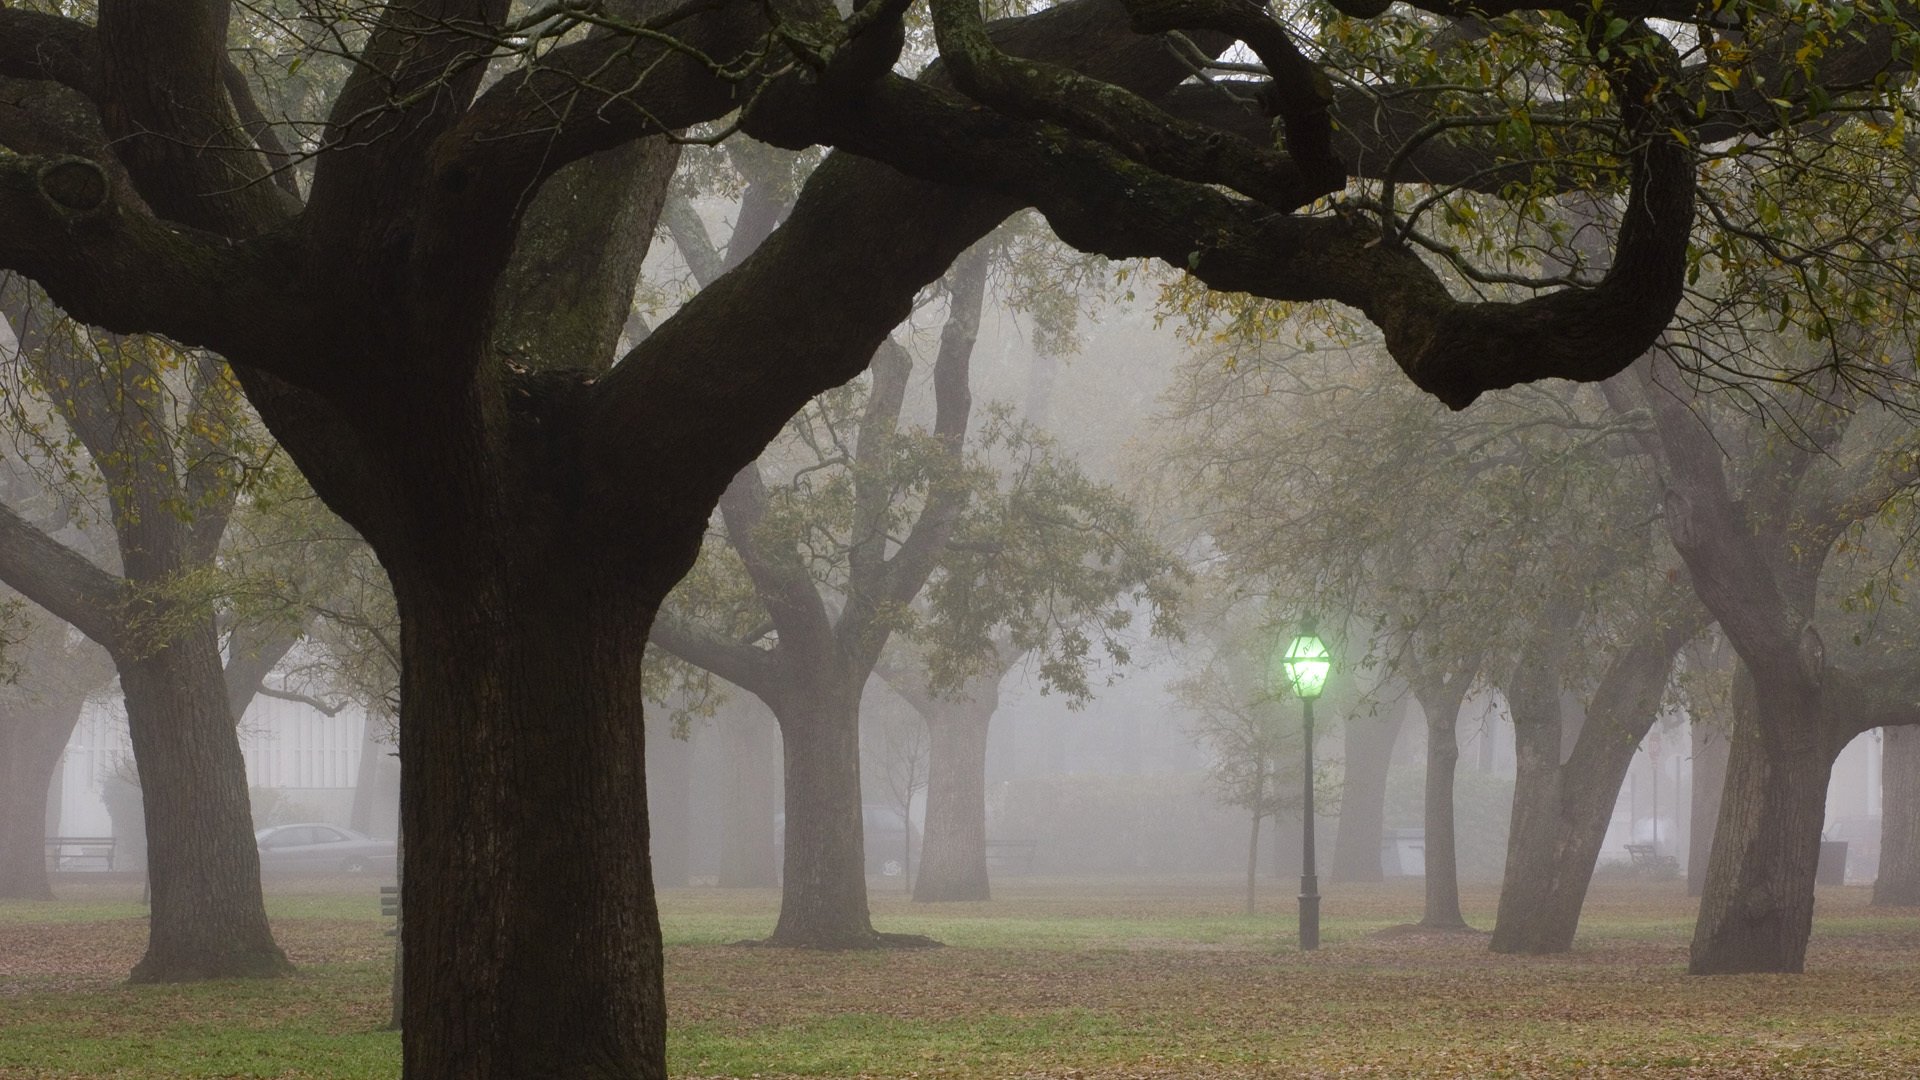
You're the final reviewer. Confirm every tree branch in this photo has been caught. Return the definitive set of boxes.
[717,464,836,666]
[0,500,123,649]
[649,614,779,695]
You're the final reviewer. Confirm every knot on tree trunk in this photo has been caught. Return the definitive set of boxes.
[36,158,110,218]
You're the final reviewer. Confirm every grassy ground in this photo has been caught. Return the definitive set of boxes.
[3,876,1918,1077]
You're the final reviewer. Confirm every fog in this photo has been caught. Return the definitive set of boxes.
[5,71,1920,1075]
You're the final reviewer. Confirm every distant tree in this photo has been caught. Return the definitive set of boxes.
[881,416,1183,903]
[653,244,989,947]
[0,288,298,979]
[865,696,928,892]
[1176,648,1297,916]
[1627,347,1920,974]
[1877,726,1920,906]
[1330,693,1408,886]
[0,597,110,900]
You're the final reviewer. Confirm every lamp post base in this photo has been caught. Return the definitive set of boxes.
[1299,875,1321,951]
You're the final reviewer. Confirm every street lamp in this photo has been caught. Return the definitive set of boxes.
[1278,622,1330,951]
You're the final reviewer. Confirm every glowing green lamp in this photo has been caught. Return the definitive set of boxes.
[1280,629,1331,701]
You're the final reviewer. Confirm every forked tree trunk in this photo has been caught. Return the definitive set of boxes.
[914,697,994,902]
[1421,711,1467,928]
[1332,702,1406,884]
[0,696,84,900]
[397,567,665,1078]
[1874,725,1920,906]
[1689,704,1837,975]
[119,625,288,981]
[768,682,880,946]
[1491,603,1694,954]
[1490,726,1646,953]
[1688,720,1730,898]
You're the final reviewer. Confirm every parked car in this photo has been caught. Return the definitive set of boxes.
[255,823,397,876]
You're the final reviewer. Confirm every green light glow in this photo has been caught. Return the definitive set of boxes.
[1280,633,1331,700]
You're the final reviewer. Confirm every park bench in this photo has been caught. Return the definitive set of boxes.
[380,884,400,937]
[985,840,1038,875]
[43,837,116,871]
[1624,842,1678,878]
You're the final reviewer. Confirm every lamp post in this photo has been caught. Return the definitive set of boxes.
[1279,623,1331,951]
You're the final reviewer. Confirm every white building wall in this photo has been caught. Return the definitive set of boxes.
[50,691,368,838]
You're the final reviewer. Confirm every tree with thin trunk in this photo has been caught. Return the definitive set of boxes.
[877,422,1183,903]
[1409,661,1477,930]
[1176,642,1303,916]
[879,645,1016,902]
[654,243,988,947]
[867,695,928,891]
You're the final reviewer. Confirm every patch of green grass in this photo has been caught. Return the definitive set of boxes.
[0,965,396,1080]
[7,879,1920,1078]
[0,899,146,925]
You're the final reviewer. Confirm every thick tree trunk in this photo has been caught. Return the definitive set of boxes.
[1422,710,1467,928]
[1688,719,1730,898]
[1689,708,1837,975]
[1874,725,1920,905]
[120,626,289,981]
[397,571,665,1078]
[0,697,82,900]
[914,698,993,902]
[768,683,884,946]
[718,709,779,888]
[1332,702,1406,884]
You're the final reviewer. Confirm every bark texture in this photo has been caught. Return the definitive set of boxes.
[767,679,883,945]
[1688,685,1840,973]
[395,560,667,1076]
[122,629,288,980]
